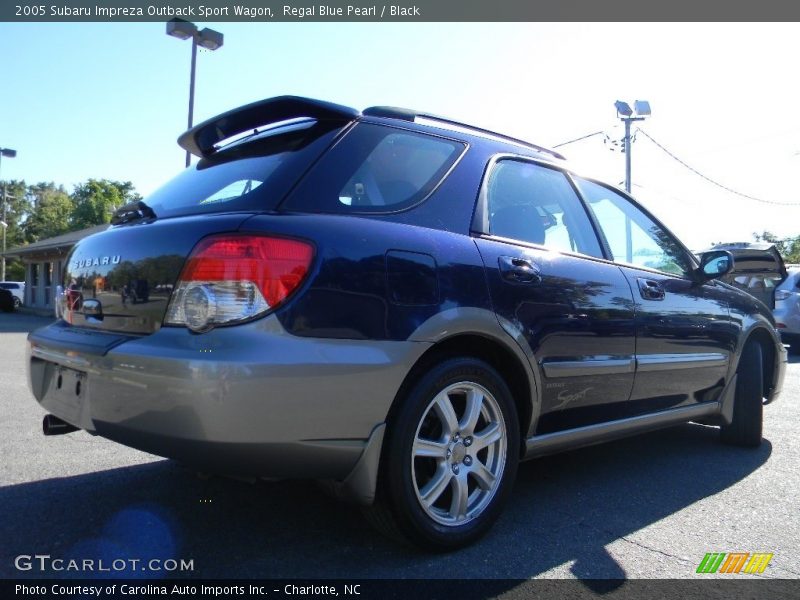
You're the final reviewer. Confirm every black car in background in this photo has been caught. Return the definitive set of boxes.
[28,96,786,549]
[0,287,14,312]
[0,281,23,308]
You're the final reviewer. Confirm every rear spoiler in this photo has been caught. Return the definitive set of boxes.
[178,95,361,158]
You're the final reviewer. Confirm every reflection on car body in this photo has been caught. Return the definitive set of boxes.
[27,96,786,550]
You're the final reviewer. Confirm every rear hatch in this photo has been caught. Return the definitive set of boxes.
[59,98,355,334]
[62,214,253,333]
[699,243,788,309]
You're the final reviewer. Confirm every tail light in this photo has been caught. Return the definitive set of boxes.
[165,234,314,333]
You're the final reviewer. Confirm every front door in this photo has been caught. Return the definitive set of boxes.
[574,177,737,411]
[473,158,637,435]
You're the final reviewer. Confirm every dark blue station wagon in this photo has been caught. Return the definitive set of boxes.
[28,96,786,549]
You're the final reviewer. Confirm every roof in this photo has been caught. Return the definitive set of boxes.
[177,94,565,162]
[363,106,566,161]
[3,224,111,258]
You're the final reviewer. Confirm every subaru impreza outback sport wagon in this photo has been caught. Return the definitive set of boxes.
[28,96,786,550]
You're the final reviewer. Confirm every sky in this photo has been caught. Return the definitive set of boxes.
[1,21,799,250]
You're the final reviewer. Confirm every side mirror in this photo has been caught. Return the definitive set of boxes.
[698,250,734,280]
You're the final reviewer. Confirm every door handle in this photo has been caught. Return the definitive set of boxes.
[498,256,541,284]
[637,278,665,301]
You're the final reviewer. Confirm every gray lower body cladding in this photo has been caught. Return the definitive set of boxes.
[28,315,429,480]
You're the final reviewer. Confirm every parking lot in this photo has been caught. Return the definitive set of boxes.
[1,312,799,581]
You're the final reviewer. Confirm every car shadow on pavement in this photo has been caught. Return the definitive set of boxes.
[0,422,771,586]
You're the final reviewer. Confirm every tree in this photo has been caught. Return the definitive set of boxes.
[1,179,30,248]
[1,179,31,281]
[24,183,73,242]
[70,179,140,230]
[753,231,800,264]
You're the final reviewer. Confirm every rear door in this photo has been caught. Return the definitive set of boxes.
[574,178,738,409]
[472,158,637,434]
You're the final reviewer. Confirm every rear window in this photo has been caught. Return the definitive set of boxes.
[141,119,347,219]
[282,123,465,213]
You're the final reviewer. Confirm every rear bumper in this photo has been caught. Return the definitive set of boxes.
[778,330,800,352]
[773,307,800,336]
[28,316,428,481]
[773,307,800,356]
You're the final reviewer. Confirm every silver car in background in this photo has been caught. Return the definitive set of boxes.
[774,267,800,353]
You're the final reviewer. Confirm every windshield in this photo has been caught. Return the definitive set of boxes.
[142,119,347,219]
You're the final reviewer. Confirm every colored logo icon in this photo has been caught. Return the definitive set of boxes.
[697,552,773,574]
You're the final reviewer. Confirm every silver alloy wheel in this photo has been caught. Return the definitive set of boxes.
[411,381,507,526]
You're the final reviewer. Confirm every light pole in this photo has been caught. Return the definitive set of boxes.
[167,19,224,168]
[0,147,17,282]
[614,100,651,193]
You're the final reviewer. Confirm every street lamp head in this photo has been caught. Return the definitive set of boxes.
[197,28,224,51]
[0,148,17,158]
[614,100,633,117]
[0,221,7,229]
[166,18,198,41]
[634,100,651,117]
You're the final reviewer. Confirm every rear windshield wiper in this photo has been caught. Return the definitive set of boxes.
[111,200,157,225]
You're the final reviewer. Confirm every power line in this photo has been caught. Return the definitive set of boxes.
[552,130,605,148]
[635,128,800,207]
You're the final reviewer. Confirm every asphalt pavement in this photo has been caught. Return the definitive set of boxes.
[1,312,798,582]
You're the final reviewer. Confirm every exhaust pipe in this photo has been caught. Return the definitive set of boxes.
[42,414,79,436]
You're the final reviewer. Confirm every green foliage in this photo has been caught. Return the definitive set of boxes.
[1,179,31,249]
[70,179,140,230]
[24,182,73,242]
[753,231,800,264]
[0,179,141,258]
[5,259,24,281]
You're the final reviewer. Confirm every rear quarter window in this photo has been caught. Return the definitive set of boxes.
[282,122,465,214]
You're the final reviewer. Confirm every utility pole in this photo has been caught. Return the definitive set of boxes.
[0,147,17,282]
[614,101,650,263]
[1,183,6,282]
[623,118,635,193]
[166,19,224,168]
[615,100,651,193]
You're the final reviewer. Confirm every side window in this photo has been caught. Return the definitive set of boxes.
[338,131,460,208]
[574,178,692,276]
[486,160,603,258]
[284,123,465,214]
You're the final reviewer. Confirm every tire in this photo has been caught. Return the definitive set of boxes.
[13,297,21,309]
[721,342,764,447]
[365,357,519,550]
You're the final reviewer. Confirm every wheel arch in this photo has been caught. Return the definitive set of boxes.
[740,326,778,401]
[387,332,534,457]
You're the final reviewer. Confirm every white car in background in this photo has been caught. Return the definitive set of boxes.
[0,281,24,308]
[774,267,800,353]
